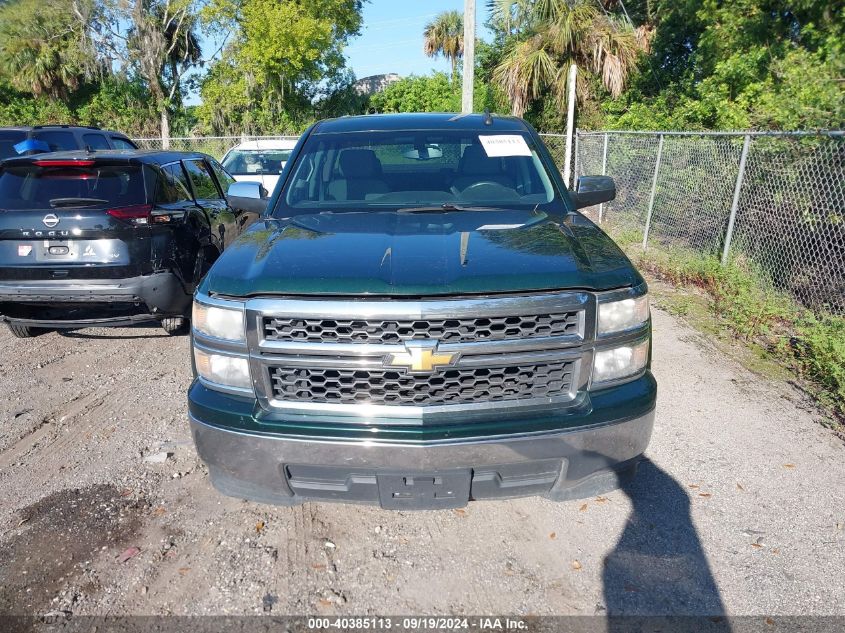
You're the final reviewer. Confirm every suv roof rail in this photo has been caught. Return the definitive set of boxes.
[32,124,103,131]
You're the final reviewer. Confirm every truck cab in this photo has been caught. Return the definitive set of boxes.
[188,113,656,509]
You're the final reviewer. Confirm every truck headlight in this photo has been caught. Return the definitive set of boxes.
[598,294,649,335]
[593,340,649,385]
[194,348,252,390]
[192,301,245,342]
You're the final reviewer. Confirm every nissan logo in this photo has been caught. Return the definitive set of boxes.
[42,214,60,228]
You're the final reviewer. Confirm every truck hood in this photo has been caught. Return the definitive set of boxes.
[205,209,643,297]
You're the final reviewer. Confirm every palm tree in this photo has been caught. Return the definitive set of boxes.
[423,10,464,83]
[491,0,643,117]
[0,0,92,99]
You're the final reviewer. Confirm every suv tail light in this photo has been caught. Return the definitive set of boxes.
[33,159,96,167]
[107,204,153,224]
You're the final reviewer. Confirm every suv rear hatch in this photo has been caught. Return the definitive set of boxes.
[0,158,153,281]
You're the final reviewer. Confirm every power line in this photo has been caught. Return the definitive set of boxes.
[345,38,420,53]
[364,13,438,29]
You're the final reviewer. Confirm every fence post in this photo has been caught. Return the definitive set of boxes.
[641,133,664,250]
[721,134,751,265]
[599,132,609,223]
[573,129,580,189]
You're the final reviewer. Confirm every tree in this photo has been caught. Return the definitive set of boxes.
[604,0,845,130]
[0,0,97,99]
[197,0,364,135]
[126,0,203,142]
[423,10,464,83]
[490,0,642,118]
[369,72,504,115]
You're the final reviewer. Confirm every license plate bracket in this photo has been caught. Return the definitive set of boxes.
[377,469,471,510]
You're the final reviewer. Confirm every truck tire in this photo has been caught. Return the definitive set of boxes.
[7,324,45,338]
[161,317,189,336]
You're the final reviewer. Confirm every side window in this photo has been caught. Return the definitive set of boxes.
[82,133,110,150]
[110,137,137,150]
[32,131,77,151]
[183,159,222,200]
[208,158,236,195]
[156,163,193,204]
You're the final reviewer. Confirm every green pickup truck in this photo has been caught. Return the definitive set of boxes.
[188,113,656,510]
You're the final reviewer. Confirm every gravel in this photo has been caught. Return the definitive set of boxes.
[0,309,843,617]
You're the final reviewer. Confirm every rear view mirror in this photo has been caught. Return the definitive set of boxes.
[570,175,616,209]
[403,145,443,161]
[227,181,268,214]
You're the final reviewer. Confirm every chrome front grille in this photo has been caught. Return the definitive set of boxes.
[269,360,576,407]
[263,312,581,344]
[246,293,594,419]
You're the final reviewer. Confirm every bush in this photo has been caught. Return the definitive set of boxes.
[632,245,845,418]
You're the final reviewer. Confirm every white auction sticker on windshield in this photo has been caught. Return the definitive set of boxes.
[478,135,532,157]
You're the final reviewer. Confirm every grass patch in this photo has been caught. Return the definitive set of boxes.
[624,243,845,421]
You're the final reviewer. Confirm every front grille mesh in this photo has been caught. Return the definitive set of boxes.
[264,313,580,344]
[269,361,575,406]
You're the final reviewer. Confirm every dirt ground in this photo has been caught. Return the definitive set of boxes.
[1,307,844,618]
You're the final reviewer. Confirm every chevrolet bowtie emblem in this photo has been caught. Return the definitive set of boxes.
[386,342,457,373]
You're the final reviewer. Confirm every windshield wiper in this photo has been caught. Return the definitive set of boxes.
[396,203,500,213]
[49,197,109,208]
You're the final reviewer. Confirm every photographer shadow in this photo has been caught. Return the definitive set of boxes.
[602,458,730,630]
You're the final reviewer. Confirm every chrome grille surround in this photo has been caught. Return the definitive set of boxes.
[244,292,596,421]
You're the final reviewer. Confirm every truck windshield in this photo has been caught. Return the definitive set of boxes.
[223,149,292,175]
[279,130,561,215]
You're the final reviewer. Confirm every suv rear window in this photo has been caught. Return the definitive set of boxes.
[110,136,137,150]
[31,131,77,152]
[0,164,145,210]
[157,163,193,204]
[0,131,26,160]
[83,133,111,150]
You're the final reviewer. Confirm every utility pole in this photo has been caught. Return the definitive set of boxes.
[462,0,476,114]
[562,64,577,187]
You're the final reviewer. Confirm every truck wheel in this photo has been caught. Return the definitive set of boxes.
[7,324,45,338]
[161,317,189,336]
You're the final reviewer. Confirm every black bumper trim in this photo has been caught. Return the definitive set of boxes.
[0,272,190,325]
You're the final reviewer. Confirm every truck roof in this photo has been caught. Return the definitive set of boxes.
[312,112,530,134]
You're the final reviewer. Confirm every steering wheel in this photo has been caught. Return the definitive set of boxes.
[461,181,508,194]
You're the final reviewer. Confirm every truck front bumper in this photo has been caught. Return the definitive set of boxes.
[188,373,656,509]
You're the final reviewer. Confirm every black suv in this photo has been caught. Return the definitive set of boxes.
[0,125,138,160]
[0,150,260,336]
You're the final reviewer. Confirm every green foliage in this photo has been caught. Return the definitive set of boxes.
[371,73,460,113]
[795,314,845,415]
[633,245,845,417]
[197,0,364,134]
[75,79,160,137]
[605,0,845,130]
[487,0,643,120]
[369,72,505,115]
[0,0,95,98]
[0,81,73,125]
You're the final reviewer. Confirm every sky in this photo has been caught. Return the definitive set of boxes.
[344,0,494,80]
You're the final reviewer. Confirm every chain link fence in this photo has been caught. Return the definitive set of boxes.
[134,135,300,159]
[572,130,844,314]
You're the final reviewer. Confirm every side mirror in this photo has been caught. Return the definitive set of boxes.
[569,175,616,209]
[227,181,268,214]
